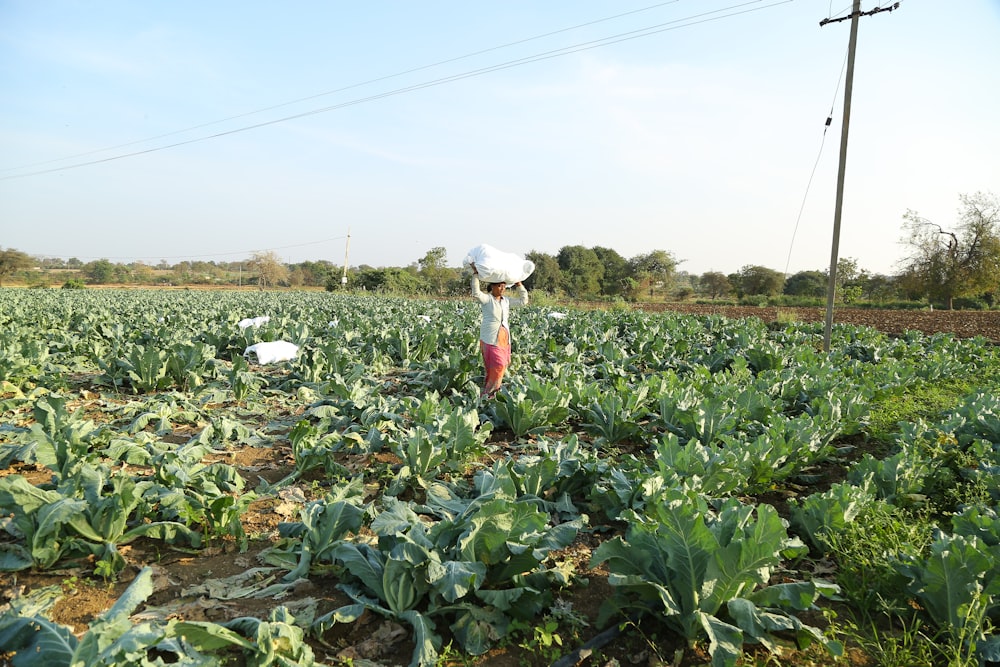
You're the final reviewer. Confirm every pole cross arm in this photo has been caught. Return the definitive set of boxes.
[820,2,900,26]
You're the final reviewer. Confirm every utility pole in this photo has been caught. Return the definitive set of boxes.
[820,1,900,353]
[341,229,351,289]
[821,0,860,353]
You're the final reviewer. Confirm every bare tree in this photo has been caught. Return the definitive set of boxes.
[248,251,289,289]
[898,192,1000,309]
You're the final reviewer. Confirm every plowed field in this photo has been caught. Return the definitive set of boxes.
[636,303,1000,342]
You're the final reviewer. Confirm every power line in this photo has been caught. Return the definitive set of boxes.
[1,1,687,175]
[2,0,795,181]
[783,47,850,277]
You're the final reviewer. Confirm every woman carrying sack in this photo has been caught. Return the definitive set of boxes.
[470,262,529,399]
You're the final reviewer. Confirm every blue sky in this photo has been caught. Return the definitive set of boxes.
[2,0,998,277]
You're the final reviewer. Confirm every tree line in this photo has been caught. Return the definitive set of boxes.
[2,192,997,309]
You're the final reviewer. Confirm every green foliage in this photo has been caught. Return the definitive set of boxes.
[385,396,491,494]
[0,466,201,574]
[294,486,583,664]
[592,489,839,666]
[577,379,649,445]
[791,483,927,611]
[894,530,1000,665]
[557,245,605,297]
[733,264,785,297]
[228,352,265,402]
[866,378,976,444]
[489,376,571,437]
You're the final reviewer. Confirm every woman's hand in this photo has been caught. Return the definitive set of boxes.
[470,263,478,275]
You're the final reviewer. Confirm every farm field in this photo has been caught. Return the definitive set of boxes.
[635,303,1000,343]
[2,288,1000,667]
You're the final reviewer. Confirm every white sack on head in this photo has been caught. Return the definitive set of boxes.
[238,316,270,330]
[464,244,535,284]
[244,341,299,364]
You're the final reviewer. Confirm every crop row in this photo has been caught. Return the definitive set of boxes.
[1,288,999,666]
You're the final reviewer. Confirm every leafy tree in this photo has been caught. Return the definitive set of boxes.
[248,251,289,289]
[292,260,337,287]
[418,246,450,295]
[592,246,629,296]
[557,245,604,298]
[784,270,826,297]
[525,251,561,294]
[833,257,860,288]
[699,271,731,300]
[858,273,899,302]
[170,261,193,285]
[628,249,677,299]
[354,267,426,293]
[84,259,116,284]
[130,262,154,284]
[733,265,785,297]
[0,248,32,287]
[38,256,65,269]
[898,192,1000,309]
[821,257,866,303]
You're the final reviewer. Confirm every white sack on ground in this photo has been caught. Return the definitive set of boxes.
[244,341,299,364]
[238,316,270,329]
[464,244,535,284]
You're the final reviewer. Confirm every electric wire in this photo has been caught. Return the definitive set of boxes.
[12,0,797,264]
[1,1,687,174]
[2,0,794,182]
[783,47,850,277]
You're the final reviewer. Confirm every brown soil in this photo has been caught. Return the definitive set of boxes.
[635,303,1000,342]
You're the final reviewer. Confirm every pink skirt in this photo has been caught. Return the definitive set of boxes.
[480,327,511,396]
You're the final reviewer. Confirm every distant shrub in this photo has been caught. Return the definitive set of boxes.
[528,291,558,308]
[851,300,928,311]
[609,297,632,312]
[61,279,86,290]
[770,295,824,307]
[738,295,770,307]
[694,298,738,306]
[951,297,989,310]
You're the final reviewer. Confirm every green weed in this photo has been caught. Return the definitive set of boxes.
[820,501,931,613]
[838,613,940,667]
[867,379,976,445]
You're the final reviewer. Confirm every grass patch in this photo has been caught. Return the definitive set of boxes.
[867,378,980,446]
